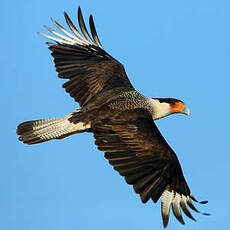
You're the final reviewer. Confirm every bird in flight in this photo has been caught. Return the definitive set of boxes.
[17,6,209,228]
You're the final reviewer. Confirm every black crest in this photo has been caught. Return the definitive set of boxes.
[153,98,182,105]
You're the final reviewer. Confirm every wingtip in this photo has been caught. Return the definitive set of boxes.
[203,212,211,216]
[50,17,57,25]
[163,221,168,228]
[43,25,49,30]
[77,5,94,43]
[162,215,170,228]
[200,200,208,204]
[78,6,82,17]
[190,194,208,204]
[89,13,102,47]
[63,11,68,17]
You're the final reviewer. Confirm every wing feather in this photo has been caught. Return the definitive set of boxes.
[161,188,174,228]
[180,195,196,221]
[64,11,87,42]
[78,7,94,43]
[40,7,133,107]
[89,15,103,48]
[51,18,79,41]
[172,192,185,225]
[92,108,208,227]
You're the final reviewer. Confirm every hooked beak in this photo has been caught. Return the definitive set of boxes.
[182,107,190,116]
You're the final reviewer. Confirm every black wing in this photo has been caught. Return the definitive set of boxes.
[40,7,134,107]
[93,109,208,227]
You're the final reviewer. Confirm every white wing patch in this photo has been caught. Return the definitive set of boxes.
[161,188,174,227]
[39,7,103,49]
[160,189,209,228]
[172,192,184,225]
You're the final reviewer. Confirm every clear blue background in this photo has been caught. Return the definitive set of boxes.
[2,0,229,229]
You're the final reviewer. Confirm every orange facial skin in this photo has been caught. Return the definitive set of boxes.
[170,101,187,114]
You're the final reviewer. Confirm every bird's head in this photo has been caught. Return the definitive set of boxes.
[151,98,189,120]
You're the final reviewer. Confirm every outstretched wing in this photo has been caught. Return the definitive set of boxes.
[40,7,134,107]
[93,109,208,227]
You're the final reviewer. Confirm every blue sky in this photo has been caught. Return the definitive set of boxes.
[2,0,229,229]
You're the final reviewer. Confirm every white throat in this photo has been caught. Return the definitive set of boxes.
[147,98,171,120]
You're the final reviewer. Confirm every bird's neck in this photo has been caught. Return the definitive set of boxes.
[147,98,171,120]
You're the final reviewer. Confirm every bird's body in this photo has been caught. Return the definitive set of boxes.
[17,90,180,144]
[17,6,208,228]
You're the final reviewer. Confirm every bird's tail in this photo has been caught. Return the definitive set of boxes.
[16,109,91,144]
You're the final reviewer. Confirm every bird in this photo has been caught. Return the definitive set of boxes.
[16,6,209,228]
